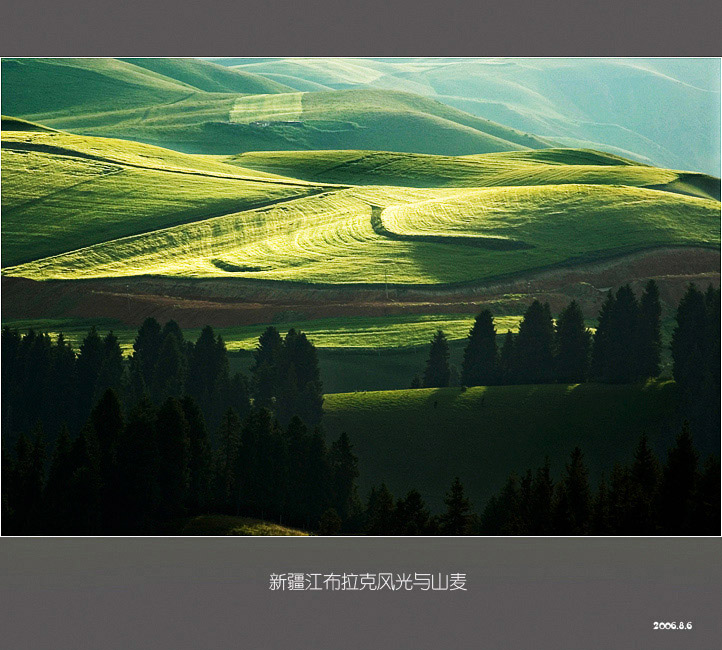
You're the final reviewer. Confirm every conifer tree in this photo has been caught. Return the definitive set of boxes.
[67,425,102,534]
[513,301,554,383]
[440,476,473,534]
[44,426,76,535]
[214,408,243,514]
[658,422,699,534]
[638,280,662,378]
[530,458,554,534]
[554,300,591,383]
[555,447,591,534]
[131,318,163,390]
[115,397,159,531]
[591,474,612,534]
[251,326,284,409]
[422,330,451,388]
[181,396,212,513]
[460,310,498,386]
[608,463,634,534]
[229,372,251,422]
[694,456,720,535]
[395,489,431,535]
[151,331,188,402]
[365,483,396,535]
[155,398,190,519]
[629,432,660,533]
[607,285,641,383]
[306,428,331,528]
[48,333,77,435]
[591,291,615,381]
[76,326,105,423]
[329,431,361,526]
[671,285,707,396]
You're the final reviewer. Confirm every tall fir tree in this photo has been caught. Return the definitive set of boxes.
[555,447,591,534]
[671,284,707,397]
[364,483,396,535]
[251,326,284,409]
[591,290,615,381]
[554,300,591,383]
[329,431,361,527]
[395,489,430,535]
[638,280,662,378]
[213,408,243,514]
[181,396,212,513]
[606,285,641,383]
[130,318,163,390]
[76,326,105,425]
[440,476,474,534]
[628,432,661,534]
[658,422,698,534]
[155,398,191,519]
[460,310,498,386]
[513,300,554,384]
[423,330,451,388]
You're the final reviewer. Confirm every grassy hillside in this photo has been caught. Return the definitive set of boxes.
[227,148,720,198]
[1,126,325,265]
[220,57,722,175]
[1,58,197,116]
[1,313,529,353]
[3,58,555,155]
[6,180,717,284]
[323,381,681,511]
[118,58,293,94]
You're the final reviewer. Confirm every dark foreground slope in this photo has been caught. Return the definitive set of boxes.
[323,382,684,511]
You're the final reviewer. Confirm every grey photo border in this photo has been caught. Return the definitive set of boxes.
[0,0,721,647]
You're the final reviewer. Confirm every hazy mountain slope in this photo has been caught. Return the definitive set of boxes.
[219,57,721,175]
[4,59,554,155]
[118,58,293,94]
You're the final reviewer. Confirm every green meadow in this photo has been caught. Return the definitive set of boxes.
[3,126,718,286]
[323,381,682,511]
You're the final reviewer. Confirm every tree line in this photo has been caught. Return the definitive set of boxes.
[415,282,719,400]
[361,424,720,535]
[1,389,359,534]
[2,319,325,450]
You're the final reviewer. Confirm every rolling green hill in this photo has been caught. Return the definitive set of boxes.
[2,59,555,156]
[227,149,720,198]
[3,125,719,284]
[323,381,681,511]
[118,58,293,94]
[1,124,324,266]
[6,179,717,284]
[219,57,722,175]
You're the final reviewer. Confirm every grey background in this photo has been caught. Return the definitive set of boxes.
[1,537,720,649]
[1,1,720,648]
[0,0,720,55]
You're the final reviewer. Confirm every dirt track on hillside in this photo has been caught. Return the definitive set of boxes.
[2,247,719,327]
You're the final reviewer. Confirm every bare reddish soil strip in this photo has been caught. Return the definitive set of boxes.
[2,247,719,327]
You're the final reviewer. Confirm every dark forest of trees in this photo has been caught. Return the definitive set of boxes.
[419,282,720,439]
[1,282,720,535]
